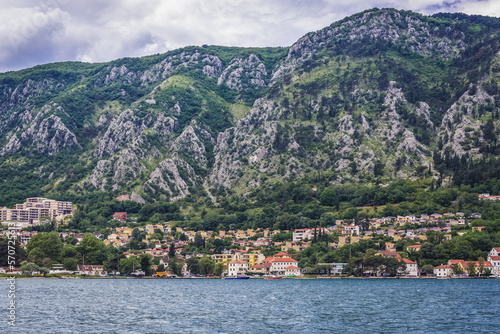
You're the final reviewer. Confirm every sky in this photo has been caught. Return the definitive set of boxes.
[1,0,499,73]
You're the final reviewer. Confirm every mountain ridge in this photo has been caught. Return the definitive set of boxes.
[0,8,499,206]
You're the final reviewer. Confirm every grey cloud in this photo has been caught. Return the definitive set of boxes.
[0,0,499,73]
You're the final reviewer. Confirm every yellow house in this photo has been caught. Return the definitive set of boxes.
[211,254,233,265]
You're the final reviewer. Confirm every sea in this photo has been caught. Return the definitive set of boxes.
[1,278,499,333]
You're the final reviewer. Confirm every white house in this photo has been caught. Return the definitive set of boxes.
[401,258,418,277]
[434,264,452,277]
[284,265,301,276]
[344,224,360,236]
[488,247,500,277]
[77,265,107,276]
[292,229,309,242]
[227,260,248,277]
[270,258,299,275]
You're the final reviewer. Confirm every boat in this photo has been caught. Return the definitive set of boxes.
[223,275,250,280]
[264,275,282,280]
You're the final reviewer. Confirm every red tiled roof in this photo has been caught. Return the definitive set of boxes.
[285,265,300,270]
[434,265,451,269]
[489,256,500,260]
[401,258,416,264]
[274,252,289,257]
[271,257,297,263]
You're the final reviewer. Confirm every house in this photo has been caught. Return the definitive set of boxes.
[344,224,360,236]
[470,213,482,219]
[434,265,452,277]
[284,265,301,276]
[478,194,500,201]
[270,257,299,275]
[448,259,467,275]
[385,242,396,252]
[400,258,418,277]
[77,265,107,276]
[249,263,272,275]
[292,229,309,242]
[488,248,500,277]
[317,263,346,275]
[376,251,401,259]
[113,212,127,222]
[406,245,421,252]
[227,260,248,276]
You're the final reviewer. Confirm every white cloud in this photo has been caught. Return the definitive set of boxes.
[0,0,499,72]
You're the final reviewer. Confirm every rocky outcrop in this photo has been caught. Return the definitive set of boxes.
[272,8,465,81]
[218,54,267,90]
[144,158,199,201]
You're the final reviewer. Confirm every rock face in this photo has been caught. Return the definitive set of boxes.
[0,8,498,201]
[1,103,80,156]
[218,54,268,90]
[272,8,465,81]
[144,158,199,201]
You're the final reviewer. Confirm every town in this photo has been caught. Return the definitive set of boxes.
[1,196,499,279]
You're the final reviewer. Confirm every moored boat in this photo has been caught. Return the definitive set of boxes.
[223,275,250,279]
[264,275,282,280]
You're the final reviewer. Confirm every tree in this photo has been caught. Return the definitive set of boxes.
[132,228,145,242]
[167,256,183,276]
[452,264,464,276]
[467,261,476,277]
[140,254,153,276]
[39,266,50,276]
[214,263,224,276]
[119,256,140,275]
[422,264,434,275]
[319,188,340,208]
[186,257,200,275]
[477,257,485,276]
[168,242,176,258]
[77,233,103,258]
[194,233,204,249]
[0,237,26,266]
[199,257,215,276]
[26,231,63,263]
[20,261,40,276]
[63,258,78,271]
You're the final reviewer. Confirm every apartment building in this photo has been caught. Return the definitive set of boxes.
[0,197,73,226]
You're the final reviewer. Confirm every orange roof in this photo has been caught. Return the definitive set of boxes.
[271,257,297,263]
[401,258,416,264]
[274,252,289,257]
[263,257,276,262]
[434,265,451,269]
[407,245,421,248]
[489,256,500,260]
[285,265,300,270]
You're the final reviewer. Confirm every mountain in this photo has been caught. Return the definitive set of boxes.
[0,8,499,206]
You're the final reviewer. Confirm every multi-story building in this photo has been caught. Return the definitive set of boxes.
[227,260,248,277]
[0,197,73,227]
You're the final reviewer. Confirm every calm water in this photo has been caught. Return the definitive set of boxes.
[1,278,499,333]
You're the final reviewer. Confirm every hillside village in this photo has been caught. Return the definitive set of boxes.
[2,198,499,278]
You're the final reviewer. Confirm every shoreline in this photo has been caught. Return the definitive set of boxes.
[3,275,497,280]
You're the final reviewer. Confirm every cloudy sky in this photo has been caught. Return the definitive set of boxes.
[1,0,499,73]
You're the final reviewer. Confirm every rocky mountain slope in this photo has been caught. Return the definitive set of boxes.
[0,8,499,205]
